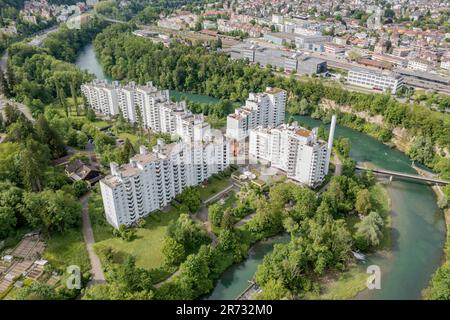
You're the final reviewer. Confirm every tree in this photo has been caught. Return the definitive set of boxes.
[355,189,372,215]
[408,135,434,166]
[3,104,21,127]
[94,255,154,299]
[118,138,135,164]
[55,81,69,117]
[0,113,4,133]
[178,245,213,297]
[427,262,450,300]
[354,211,384,251]
[86,108,96,121]
[5,63,15,98]
[0,68,10,97]
[6,116,35,142]
[35,114,66,159]
[94,132,115,154]
[167,213,210,253]
[208,203,223,228]
[69,74,79,116]
[72,180,89,198]
[0,207,16,240]
[291,187,317,221]
[22,190,81,233]
[359,170,376,188]
[254,278,287,300]
[220,208,234,230]
[335,137,351,157]
[16,282,57,300]
[217,229,238,253]
[18,139,50,192]
[162,237,185,266]
[113,224,136,241]
[347,50,361,61]
[175,187,201,213]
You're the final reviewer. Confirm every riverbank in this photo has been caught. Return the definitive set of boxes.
[300,183,391,300]
[422,183,450,299]
[318,99,449,161]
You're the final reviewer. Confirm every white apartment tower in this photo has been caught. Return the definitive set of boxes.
[226,87,287,141]
[249,118,337,187]
[100,134,230,229]
[81,80,199,136]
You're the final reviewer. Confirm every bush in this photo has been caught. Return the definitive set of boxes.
[113,225,136,241]
[72,180,89,198]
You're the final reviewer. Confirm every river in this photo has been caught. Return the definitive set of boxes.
[75,44,446,300]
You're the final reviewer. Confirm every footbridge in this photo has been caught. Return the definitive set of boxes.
[355,166,450,186]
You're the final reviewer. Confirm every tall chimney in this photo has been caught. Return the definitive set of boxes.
[325,115,337,173]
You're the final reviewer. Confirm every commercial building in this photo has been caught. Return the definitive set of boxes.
[248,116,336,187]
[392,47,411,58]
[295,34,332,52]
[263,32,296,46]
[229,43,327,75]
[100,135,230,228]
[226,87,287,141]
[297,57,327,75]
[324,43,346,55]
[407,59,431,72]
[371,53,407,68]
[347,68,404,93]
[441,59,450,71]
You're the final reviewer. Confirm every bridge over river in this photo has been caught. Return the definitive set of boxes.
[355,165,450,186]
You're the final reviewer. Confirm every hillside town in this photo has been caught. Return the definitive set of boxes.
[138,0,450,96]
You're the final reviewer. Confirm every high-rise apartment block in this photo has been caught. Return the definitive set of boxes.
[248,116,336,187]
[100,134,230,228]
[88,80,231,228]
[226,87,287,141]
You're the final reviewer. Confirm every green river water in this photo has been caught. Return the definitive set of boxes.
[75,44,446,300]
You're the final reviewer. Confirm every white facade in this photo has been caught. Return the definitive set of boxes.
[82,80,211,141]
[249,121,335,187]
[407,59,430,72]
[441,60,450,71]
[226,87,287,141]
[347,68,403,94]
[101,135,230,229]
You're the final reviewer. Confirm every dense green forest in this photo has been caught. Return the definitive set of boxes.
[2,16,106,111]
[0,18,113,299]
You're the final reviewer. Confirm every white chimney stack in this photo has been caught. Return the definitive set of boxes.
[325,115,337,173]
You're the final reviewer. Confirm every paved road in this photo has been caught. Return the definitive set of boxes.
[80,193,106,286]
[0,25,59,74]
[155,183,240,288]
[0,95,35,122]
[0,52,7,73]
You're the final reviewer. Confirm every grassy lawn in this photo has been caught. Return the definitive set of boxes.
[117,132,140,145]
[304,265,367,300]
[93,207,181,271]
[198,177,232,201]
[92,120,110,130]
[89,188,114,242]
[42,227,91,274]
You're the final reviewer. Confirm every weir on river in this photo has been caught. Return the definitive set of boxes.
[75,44,446,300]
